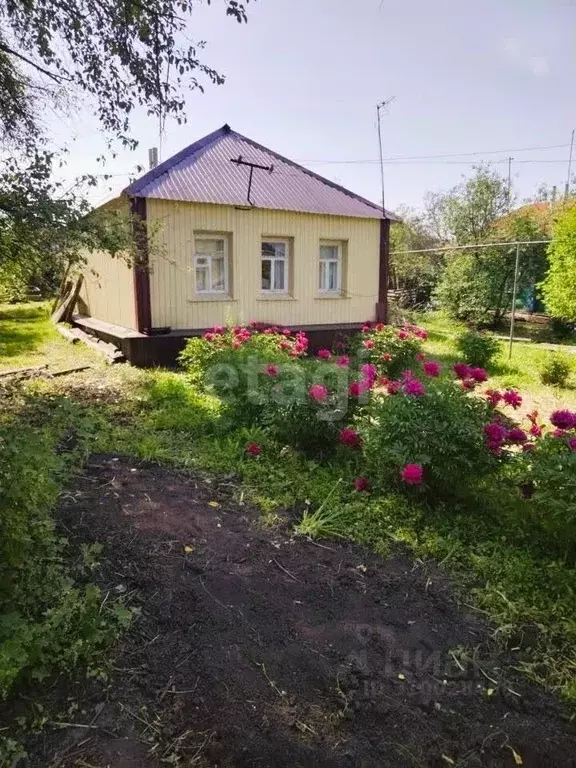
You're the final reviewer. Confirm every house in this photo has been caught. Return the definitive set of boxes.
[76,124,398,366]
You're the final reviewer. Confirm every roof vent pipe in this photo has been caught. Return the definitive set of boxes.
[148,147,159,170]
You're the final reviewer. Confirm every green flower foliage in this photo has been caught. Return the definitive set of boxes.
[541,205,576,321]
[456,328,500,368]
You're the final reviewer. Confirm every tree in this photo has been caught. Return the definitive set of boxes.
[0,0,249,145]
[389,208,443,307]
[541,205,576,321]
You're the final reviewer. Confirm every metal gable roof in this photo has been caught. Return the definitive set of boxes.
[123,125,398,220]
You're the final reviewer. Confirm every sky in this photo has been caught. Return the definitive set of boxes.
[48,0,576,214]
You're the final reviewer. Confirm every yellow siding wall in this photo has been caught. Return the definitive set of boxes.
[80,248,136,330]
[147,200,380,329]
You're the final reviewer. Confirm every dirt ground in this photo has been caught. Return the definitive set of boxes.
[28,456,576,767]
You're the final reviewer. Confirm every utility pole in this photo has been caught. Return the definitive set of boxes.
[565,128,575,199]
[376,98,394,214]
[508,243,521,359]
[507,156,513,210]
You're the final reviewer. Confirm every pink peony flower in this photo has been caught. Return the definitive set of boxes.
[282,328,291,336]
[397,330,409,340]
[569,437,576,451]
[502,389,522,409]
[485,389,502,407]
[203,332,215,341]
[340,427,361,449]
[309,384,329,402]
[387,380,402,395]
[487,440,503,456]
[403,378,425,397]
[484,423,507,443]
[461,378,476,390]
[336,355,350,367]
[317,348,332,360]
[550,410,576,430]
[401,463,424,485]
[212,325,225,334]
[360,363,377,380]
[529,424,543,438]
[349,380,367,397]
[265,364,279,376]
[469,367,488,383]
[423,361,441,378]
[362,324,372,332]
[453,363,471,379]
[363,339,375,349]
[279,340,290,351]
[354,476,370,492]
[246,443,261,457]
[506,427,527,444]
[416,352,425,362]
[374,323,385,331]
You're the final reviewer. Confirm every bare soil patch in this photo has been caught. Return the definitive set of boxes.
[30,456,576,767]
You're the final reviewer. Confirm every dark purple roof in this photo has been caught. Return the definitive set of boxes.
[123,125,397,220]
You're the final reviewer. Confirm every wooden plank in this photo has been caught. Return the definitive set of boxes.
[0,364,48,378]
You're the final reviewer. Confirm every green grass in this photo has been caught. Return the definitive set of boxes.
[415,311,576,416]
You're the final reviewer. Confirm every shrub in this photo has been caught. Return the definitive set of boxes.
[355,323,425,378]
[539,353,573,388]
[517,433,576,560]
[455,328,500,368]
[359,377,498,501]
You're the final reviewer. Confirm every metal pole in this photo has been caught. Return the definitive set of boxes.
[565,128,575,199]
[377,103,386,214]
[507,156,513,210]
[508,243,521,359]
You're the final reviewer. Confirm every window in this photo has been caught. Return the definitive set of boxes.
[319,242,342,292]
[195,236,228,294]
[261,239,288,292]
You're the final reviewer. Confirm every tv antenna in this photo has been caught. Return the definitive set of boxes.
[376,96,396,214]
[230,155,274,206]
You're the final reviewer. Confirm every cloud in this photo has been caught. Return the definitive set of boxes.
[502,37,550,77]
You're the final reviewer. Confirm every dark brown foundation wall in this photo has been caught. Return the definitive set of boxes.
[111,324,365,368]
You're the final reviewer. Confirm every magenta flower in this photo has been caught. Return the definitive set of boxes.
[569,437,576,451]
[469,367,488,383]
[529,424,543,437]
[309,384,329,402]
[401,463,424,485]
[360,363,377,381]
[246,443,261,457]
[354,476,370,492]
[212,325,225,334]
[553,429,567,438]
[502,389,522,409]
[453,363,471,380]
[506,427,527,444]
[362,324,371,333]
[349,380,367,397]
[363,339,375,349]
[416,352,425,362]
[336,355,350,367]
[374,323,385,331]
[264,364,279,376]
[282,328,291,336]
[340,427,361,449]
[485,389,502,407]
[484,423,507,442]
[397,330,409,340]
[423,361,440,378]
[461,378,476,390]
[550,410,576,430]
[317,348,332,360]
[403,378,425,397]
[203,332,215,341]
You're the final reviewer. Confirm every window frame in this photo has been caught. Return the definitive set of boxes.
[194,234,229,295]
[318,241,343,294]
[261,237,290,293]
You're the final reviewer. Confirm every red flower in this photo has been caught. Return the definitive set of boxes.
[382,352,393,362]
[453,363,471,380]
[279,340,290,351]
[397,330,409,340]
[416,352,425,362]
[502,389,522,409]
[374,323,384,331]
[461,378,476,390]
[246,443,261,457]
[232,340,241,350]
[469,367,488,383]
[354,476,370,492]
[336,355,350,367]
[403,378,425,397]
[203,332,215,341]
[401,463,423,485]
[569,437,576,451]
[484,423,507,442]
[423,361,440,378]
[265,364,279,376]
[360,363,377,380]
[340,427,361,449]
[317,348,332,359]
[386,380,402,395]
[550,409,576,430]
[506,427,527,443]
[363,339,375,349]
[485,389,502,407]
[212,325,225,334]
[309,384,329,402]
[362,324,371,333]
[529,423,543,437]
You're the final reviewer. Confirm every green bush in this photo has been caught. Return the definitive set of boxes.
[539,353,573,388]
[455,328,500,368]
[355,323,424,379]
[359,378,497,501]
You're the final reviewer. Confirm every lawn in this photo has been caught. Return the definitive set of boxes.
[1,305,576,766]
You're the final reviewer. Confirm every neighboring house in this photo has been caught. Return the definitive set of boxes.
[77,124,397,365]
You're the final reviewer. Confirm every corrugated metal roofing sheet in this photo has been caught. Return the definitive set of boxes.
[124,125,397,220]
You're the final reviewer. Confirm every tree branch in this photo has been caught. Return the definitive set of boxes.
[0,42,71,84]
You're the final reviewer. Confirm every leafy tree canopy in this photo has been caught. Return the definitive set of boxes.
[541,205,576,322]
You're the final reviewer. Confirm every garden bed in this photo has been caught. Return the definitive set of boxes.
[29,455,576,767]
